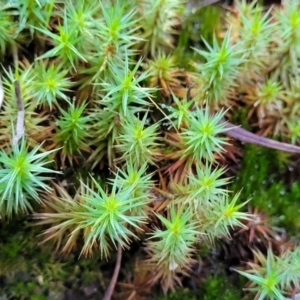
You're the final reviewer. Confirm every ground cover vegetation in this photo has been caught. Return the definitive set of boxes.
[1,0,300,299]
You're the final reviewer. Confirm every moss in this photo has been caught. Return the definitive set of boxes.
[1,0,300,298]
[0,218,107,299]
[155,275,242,300]
[155,288,200,300]
[232,144,300,234]
[201,275,242,300]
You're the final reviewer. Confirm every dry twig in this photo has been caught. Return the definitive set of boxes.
[0,75,4,110]
[12,45,25,145]
[224,121,300,154]
[103,244,123,300]
[12,80,25,145]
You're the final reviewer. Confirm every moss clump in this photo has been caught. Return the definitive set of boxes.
[0,218,108,299]
[232,144,300,234]
[201,275,242,300]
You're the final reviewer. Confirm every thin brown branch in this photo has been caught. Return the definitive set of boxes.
[0,75,3,110]
[224,121,300,154]
[12,80,25,146]
[11,44,25,146]
[103,244,122,300]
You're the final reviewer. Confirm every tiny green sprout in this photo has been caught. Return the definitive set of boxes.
[256,80,283,103]
[53,102,92,166]
[234,0,259,18]
[172,163,229,210]
[65,0,101,38]
[0,139,59,217]
[31,61,73,110]
[73,175,148,257]
[285,119,300,144]
[137,0,185,56]
[275,0,300,54]
[273,0,300,84]
[0,3,19,57]
[253,79,283,108]
[97,1,141,49]
[35,9,87,71]
[237,2,274,64]
[145,205,198,291]
[279,247,300,292]
[194,29,245,104]
[147,53,183,96]
[213,191,252,238]
[234,249,287,300]
[181,107,230,163]
[88,104,123,169]
[16,0,56,37]
[115,114,160,168]
[78,2,141,85]
[167,92,194,129]
[100,57,156,116]
[246,78,283,124]
[109,160,154,217]
[35,175,149,259]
